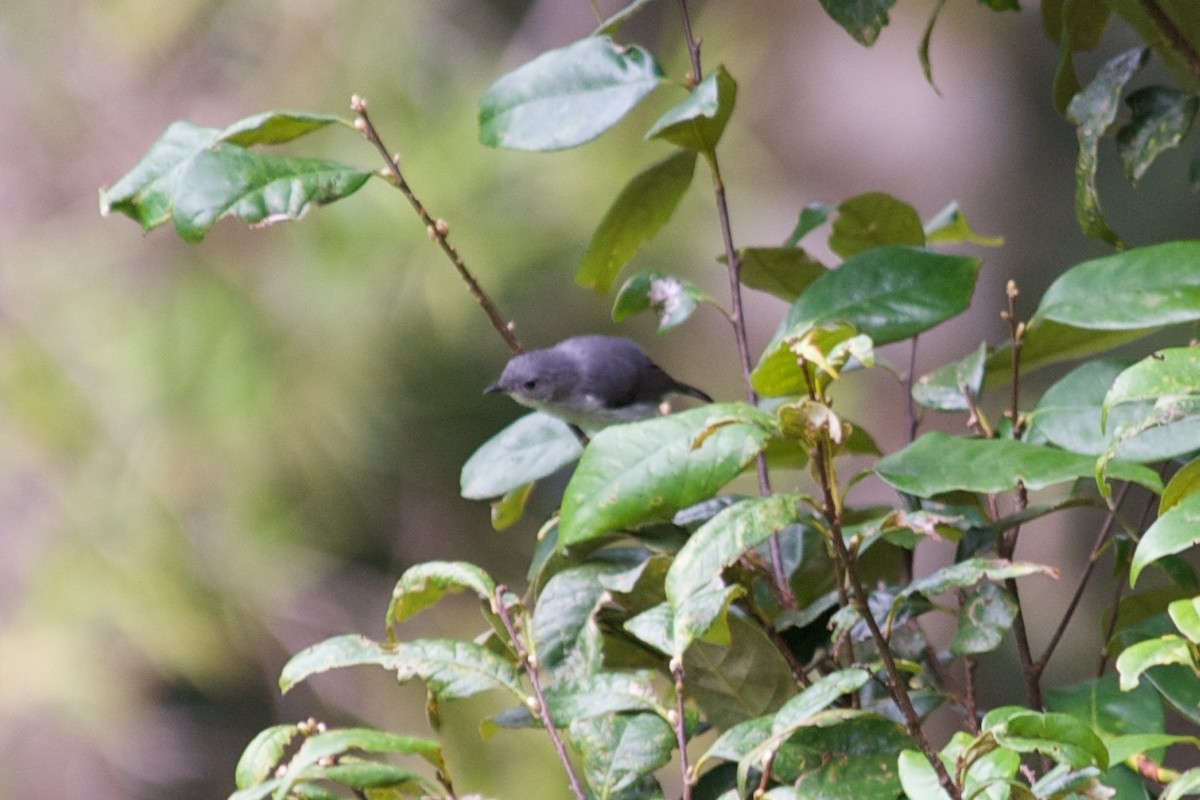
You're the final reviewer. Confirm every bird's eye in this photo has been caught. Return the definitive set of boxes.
[523,379,537,390]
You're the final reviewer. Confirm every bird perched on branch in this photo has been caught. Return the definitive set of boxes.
[485,335,712,430]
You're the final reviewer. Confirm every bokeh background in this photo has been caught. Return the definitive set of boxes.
[2,1,1197,798]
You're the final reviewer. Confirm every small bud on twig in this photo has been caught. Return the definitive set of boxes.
[350,94,367,113]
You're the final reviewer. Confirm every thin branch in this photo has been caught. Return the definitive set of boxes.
[671,659,694,800]
[351,96,522,355]
[963,656,980,735]
[1133,0,1200,86]
[1035,482,1131,675]
[493,586,587,800]
[675,0,795,610]
[1097,488,1159,675]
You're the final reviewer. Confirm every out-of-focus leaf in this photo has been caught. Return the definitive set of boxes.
[923,201,1004,246]
[569,712,673,797]
[818,0,899,46]
[461,412,582,500]
[1045,673,1165,741]
[684,611,795,729]
[767,714,908,797]
[280,635,523,699]
[737,247,828,302]
[992,711,1110,769]
[559,403,776,546]
[898,750,952,800]
[829,192,925,258]
[479,36,663,150]
[1161,456,1200,515]
[235,725,301,790]
[1164,768,1200,800]
[666,494,804,604]
[1170,596,1200,643]
[874,432,1162,496]
[919,0,949,90]
[1117,87,1199,184]
[612,271,709,331]
[1065,46,1149,247]
[1045,0,1112,113]
[951,582,1018,655]
[593,0,658,36]
[646,66,737,152]
[276,728,442,798]
[491,481,535,531]
[769,669,870,734]
[576,151,698,292]
[784,202,835,247]
[386,561,496,630]
[912,342,987,412]
[1131,492,1200,585]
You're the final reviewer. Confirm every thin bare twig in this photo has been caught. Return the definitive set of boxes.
[675,0,795,611]
[493,586,587,800]
[351,96,522,356]
[670,659,695,800]
[1097,488,1159,674]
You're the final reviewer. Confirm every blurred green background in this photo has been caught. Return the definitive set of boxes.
[2,1,1197,798]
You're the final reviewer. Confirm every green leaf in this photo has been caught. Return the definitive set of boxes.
[1065,46,1149,247]
[1116,635,1198,690]
[1045,673,1165,742]
[1027,360,1200,461]
[314,762,430,792]
[951,582,1018,655]
[1115,614,1200,726]
[698,716,773,769]
[1107,732,1200,764]
[576,151,698,292]
[666,494,804,605]
[646,65,737,152]
[559,403,776,546]
[899,559,1057,609]
[923,201,1004,247]
[612,271,709,331]
[912,342,987,412]
[770,669,870,733]
[461,412,582,500]
[784,202,835,248]
[979,321,1154,388]
[684,611,796,729]
[1117,87,1199,184]
[1170,596,1200,643]
[490,481,535,531]
[829,192,925,258]
[1161,456,1200,515]
[751,323,865,398]
[1034,241,1200,329]
[992,711,1110,769]
[279,634,523,700]
[898,750,953,800]
[1103,347,1200,426]
[767,246,980,351]
[818,0,899,46]
[1046,0,1112,114]
[276,728,442,799]
[874,432,1163,496]
[737,247,829,302]
[386,561,496,631]
[767,714,907,797]
[235,725,301,789]
[99,118,372,242]
[540,671,666,726]
[569,713,674,797]
[478,36,663,151]
[919,0,949,90]
[1131,492,1200,585]
[1164,768,1200,800]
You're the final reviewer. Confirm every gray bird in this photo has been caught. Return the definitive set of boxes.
[485,335,713,430]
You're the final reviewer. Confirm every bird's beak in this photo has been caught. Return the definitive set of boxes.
[483,381,503,395]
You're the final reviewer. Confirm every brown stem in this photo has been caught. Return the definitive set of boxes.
[671,659,694,800]
[493,586,586,800]
[1097,488,1158,674]
[674,0,794,611]
[350,96,522,356]
[1133,0,1200,86]
[963,656,980,735]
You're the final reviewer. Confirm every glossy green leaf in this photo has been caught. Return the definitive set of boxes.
[1131,492,1200,585]
[559,403,775,546]
[461,412,582,500]
[769,246,979,351]
[874,432,1162,496]
[1045,673,1165,744]
[386,561,496,631]
[1065,46,1149,247]
[951,582,1018,655]
[818,0,898,46]
[666,494,804,605]
[737,247,829,302]
[490,481,534,531]
[993,711,1110,769]
[923,201,1004,246]
[912,342,987,412]
[673,581,744,655]
[1161,456,1200,515]
[698,716,772,770]
[1027,360,1200,461]
[898,750,953,800]
[684,611,795,729]
[829,192,925,258]
[479,36,663,151]
[280,634,523,699]
[646,65,737,152]
[1115,614,1200,725]
[276,728,442,798]
[99,117,372,242]
[612,270,709,331]
[1117,87,1199,184]
[784,202,835,247]
[569,712,673,797]
[770,669,870,734]
[767,715,907,798]
[1116,635,1197,690]
[1103,347,1200,425]
[576,151,698,292]
[235,724,301,789]
[751,323,866,398]
[540,671,665,726]
[1170,596,1200,643]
